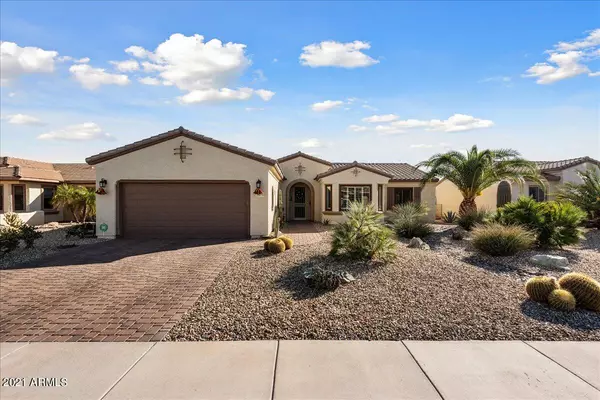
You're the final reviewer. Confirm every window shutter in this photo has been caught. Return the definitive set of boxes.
[387,187,394,210]
[413,187,422,204]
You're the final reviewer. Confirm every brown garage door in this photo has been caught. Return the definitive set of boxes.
[120,181,249,239]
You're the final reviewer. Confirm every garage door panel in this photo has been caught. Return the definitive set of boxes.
[121,182,249,239]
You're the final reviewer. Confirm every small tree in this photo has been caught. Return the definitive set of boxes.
[53,184,81,222]
[52,184,96,222]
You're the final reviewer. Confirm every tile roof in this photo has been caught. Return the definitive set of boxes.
[53,163,96,183]
[315,161,432,181]
[0,157,93,183]
[533,156,600,171]
[86,126,279,167]
[277,151,332,166]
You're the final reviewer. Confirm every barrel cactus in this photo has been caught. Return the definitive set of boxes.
[263,239,274,251]
[267,238,286,254]
[279,236,293,250]
[525,276,559,302]
[558,273,600,311]
[547,289,576,311]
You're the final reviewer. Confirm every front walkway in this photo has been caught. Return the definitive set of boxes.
[0,239,247,342]
[281,221,328,246]
[1,341,597,399]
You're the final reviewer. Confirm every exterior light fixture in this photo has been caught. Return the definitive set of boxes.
[254,179,263,196]
[99,178,108,188]
[256,179,262,189]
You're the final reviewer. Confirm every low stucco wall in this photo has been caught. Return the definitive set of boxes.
[0,211,45,226]
[93,136,279,238]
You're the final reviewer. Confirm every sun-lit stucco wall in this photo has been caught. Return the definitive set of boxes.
[387,181,437,220]
[93,136,280,238]
[0,181,51,225]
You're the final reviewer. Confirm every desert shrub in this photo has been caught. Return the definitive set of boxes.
[3,212,24,229]
[267,238,286,254]
[303,267,342,290]
[556,167,600,227]
[322,219,330,226]
[279,236,293,250]
[547,289,576,311]
[19,225,42,248]
[65,223,95,239]
[330,202,396,263]
[558,273,600,312]
[496,197,585,248]
[457,208,491,231]
[472,223,535,256]
[441,211,458,223]
[0,227,21,255]
[390,202,433,238]
[525,276,560,302]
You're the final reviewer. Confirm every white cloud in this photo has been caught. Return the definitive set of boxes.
[1,113,44,125]
[362,114,399,123]
[524,29,600,84]
[1,41,58,85]
[125,45,152,58]
[178,87,254,104]
[110,59,139,72]
[390,114,494,133]
[311,100,344,112]
[38,122,113,141]
[245,107,264,112]
[138,76,162,86]
[255,89,275,101]
[589,71,600,77]
[299,138,322,148]
[374,125,405,134]
[300,40,379,68]
[410,144,433,148]
[362,104,378,111]
[348,124,369,132]
[69,64,130,90]
[58,56,90,63]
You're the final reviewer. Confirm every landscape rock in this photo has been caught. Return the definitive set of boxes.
[408,237,430,250]
[530,254,570,271]
[452,228,465,240]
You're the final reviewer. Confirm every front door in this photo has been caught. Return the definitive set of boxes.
[293,186,307,220]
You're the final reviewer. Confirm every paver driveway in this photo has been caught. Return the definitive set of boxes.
[0,239,246,342]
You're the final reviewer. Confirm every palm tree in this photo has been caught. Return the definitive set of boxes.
[417,145,542,216]
[52,184,81,222]
[556,167,600,224]
[76,186,96,222]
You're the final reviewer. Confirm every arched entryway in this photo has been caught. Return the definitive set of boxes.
[287,180,314,221]
[497,181,512,208]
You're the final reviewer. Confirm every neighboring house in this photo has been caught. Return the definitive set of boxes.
[0,157,96,226]
[86,127,437,240]
[436,156,600,216]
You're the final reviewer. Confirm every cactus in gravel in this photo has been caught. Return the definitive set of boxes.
[267,238,286,254]
[558,273,600,312]
[304,267,342,290]
[279,236,293,250]
[264,239,274,251]
[525,276,560,302]
[547,289,576,311]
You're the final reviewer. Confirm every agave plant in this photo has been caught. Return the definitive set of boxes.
[417,146,542,216]
[441,210,458,223]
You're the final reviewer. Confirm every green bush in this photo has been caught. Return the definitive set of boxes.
[457,208,490,231]
[556,167,600,226]
[496,197,585,248]
[65,223,95,239]
[390,202,433,238]
[19,225,42,248]
[441,211,458,223]
[330,202,396,263]
[472,223,536,256]
[0,227,21,255]
[3,212,23,229]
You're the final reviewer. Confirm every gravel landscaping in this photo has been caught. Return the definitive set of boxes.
[167,229,600,341]
[0,223,109,269]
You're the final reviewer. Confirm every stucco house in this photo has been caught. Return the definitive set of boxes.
[0,157,96,225]
[436,156,600,216]
[86,126,437,239]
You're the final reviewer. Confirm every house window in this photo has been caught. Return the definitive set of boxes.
[394,188,413,205]
[325,184,332,211]
[0,185,3,211]
[529,185,545,202]
[377,184,383,211]
[12,185,25,211]
[42,186,56,210]
[340,185,371,211]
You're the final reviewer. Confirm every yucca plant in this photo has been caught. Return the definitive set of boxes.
[556,167,600,227]
[417,146,542,216]
[330,201,396,263]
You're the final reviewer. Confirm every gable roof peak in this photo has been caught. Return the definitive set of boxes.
[277,151,332,166]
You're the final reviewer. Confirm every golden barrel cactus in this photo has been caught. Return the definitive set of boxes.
[548,289,576,311]
[558,273,600,312]
[279,236,294,250]
[263,239,274,251]
[525,276,559,302]
[267,238,286,254]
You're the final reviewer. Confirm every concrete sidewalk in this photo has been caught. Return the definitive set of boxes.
[1,341,598,400]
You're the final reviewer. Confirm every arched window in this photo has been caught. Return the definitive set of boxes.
[497,181,511,208]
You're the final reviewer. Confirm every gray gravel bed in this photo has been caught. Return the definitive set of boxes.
[166,230,600,341]
[0,224,108,269]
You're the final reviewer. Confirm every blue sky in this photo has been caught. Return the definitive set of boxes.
[1,1,598,164]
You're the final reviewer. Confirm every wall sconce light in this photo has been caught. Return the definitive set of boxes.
[99,178,108,188]
[254,179,263,195]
